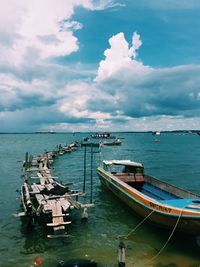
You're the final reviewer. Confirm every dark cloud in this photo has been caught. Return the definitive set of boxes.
[87,65,200,121]
[0,0,200,132]
[1,58,200,132]
[0,105,94,132]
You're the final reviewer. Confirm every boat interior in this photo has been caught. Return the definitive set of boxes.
[114,172,179,201]
[113,171,200,210]
[111,164,200,205]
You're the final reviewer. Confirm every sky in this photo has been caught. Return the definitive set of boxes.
[0,0,200,132]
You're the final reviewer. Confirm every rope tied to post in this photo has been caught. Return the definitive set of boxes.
[117,210,155,267]
[117,205,186,266]
[141,206,185,266]
[118,209,155,241]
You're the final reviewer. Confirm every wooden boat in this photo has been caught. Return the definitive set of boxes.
[97,160,200,235]
[102,138,122,146]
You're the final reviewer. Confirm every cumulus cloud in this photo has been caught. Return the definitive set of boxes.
[96,32,151,82]
[0,0,77,65]
[93,64,200,120]
[0,0,200,133]
[0,0,118,66]
[90,32,200,130]
[0,0,123,131]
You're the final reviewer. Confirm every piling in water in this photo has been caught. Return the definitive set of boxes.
[118,240,126,267]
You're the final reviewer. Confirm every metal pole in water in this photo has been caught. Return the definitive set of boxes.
[90,144,93,204]
[83,145,86,193]
[118,240,126,267]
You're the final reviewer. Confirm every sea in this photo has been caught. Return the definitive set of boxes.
[0,132,200,267]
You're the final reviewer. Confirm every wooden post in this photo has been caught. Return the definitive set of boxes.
[23,152,29,170]
[118,241,126,267]
[81,207,88,220]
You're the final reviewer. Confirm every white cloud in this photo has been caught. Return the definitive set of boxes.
[58,82,91,117]
[57,81,112,120]
[90,0,125,10]
[124,32,142,60]
[62,21,83,31]
[95,32,151,82]
[0,0,78,65]
[0,0,117,66]
[1,0,200,133]
[93,32,200,128]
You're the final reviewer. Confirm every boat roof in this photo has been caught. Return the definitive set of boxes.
[102,160,143,168]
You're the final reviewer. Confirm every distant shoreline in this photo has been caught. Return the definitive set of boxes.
[0,130,199,134]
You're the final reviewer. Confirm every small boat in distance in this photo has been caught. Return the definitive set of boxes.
[91,132,116,139]
[152,131,161,136]
[97,160,200,235]
[102,138,122,146]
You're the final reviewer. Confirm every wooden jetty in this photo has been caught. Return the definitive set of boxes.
[18,141,94,238]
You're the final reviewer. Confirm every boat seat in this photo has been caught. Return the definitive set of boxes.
[115,173,144,183]
[135,174,145,182]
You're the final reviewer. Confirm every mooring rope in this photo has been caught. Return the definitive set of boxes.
[118,209,155,240]
[141,207,185,266]
[117,206,185,267]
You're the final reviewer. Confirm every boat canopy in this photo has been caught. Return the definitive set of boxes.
[102,160,143,168]
[91,132,115,138]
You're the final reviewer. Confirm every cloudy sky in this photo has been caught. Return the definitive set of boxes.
[1,0,200,132]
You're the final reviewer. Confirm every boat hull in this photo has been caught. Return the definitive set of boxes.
[103,141,121,146]
[97,170,200,235]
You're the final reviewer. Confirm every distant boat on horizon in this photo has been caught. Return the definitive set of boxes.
[152,131,161,136]
[91,132,116,139]
[102,138,122,146]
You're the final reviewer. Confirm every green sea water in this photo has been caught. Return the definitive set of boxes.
[0,132,200,267]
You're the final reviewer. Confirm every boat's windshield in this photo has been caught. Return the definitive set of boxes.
[111,164,144,174]
[111,164,125,173]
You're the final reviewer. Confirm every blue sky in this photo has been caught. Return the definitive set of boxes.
[0,0,200,132]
